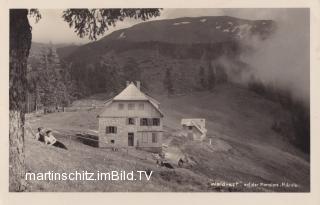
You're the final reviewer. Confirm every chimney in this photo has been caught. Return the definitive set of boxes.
[136,81,141,90]
[126,81,130,87]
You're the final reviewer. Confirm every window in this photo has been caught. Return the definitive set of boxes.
[140,118,148,126]
[140,118,159,126]
[152,133,158,143]
[118,103,124,110]
[138,103,144,110]
[128,103,135,110]
[106,126,117,134]
[152,118,160,126]
[142,133,148,143]
[188,126,193,130]
[128,118,135,125]
[110,140,115,144]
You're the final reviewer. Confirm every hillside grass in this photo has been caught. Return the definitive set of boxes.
[25,84,309,192]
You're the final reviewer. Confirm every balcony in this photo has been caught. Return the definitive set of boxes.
[137,125,163,132]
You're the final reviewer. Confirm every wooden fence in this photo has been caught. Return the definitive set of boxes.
[63,106,104,112]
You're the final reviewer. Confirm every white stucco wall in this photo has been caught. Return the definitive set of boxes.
[181,125,206,141]
[98,100,163,149]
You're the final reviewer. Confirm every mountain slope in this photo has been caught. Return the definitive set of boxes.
[25,84,309,192]
[102,16,275,44]
[55,16,275,96]
[61,16,275,61]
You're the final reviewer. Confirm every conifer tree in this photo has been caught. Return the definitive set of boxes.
[164,67,174,96]
[199,66,207,89]
[123,57,140,82]
[100,55,121,94]
[207,62,216,91]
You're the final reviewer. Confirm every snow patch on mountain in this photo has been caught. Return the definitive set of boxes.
[231,26,239,33]
[236,24,252,39]
[173,21,191,26]
[118,32,126,39]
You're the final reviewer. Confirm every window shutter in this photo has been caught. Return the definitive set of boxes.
[152,133,158,143]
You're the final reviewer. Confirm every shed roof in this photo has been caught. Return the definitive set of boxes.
[181,118,207,134]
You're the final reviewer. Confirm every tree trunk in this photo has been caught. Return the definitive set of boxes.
[9,9,32,192]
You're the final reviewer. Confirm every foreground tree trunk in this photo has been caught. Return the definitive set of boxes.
[9,9,32,192]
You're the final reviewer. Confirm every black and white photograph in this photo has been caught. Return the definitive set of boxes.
[8,7,311,193]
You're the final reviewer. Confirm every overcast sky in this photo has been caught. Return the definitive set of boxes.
[29,8,300,44]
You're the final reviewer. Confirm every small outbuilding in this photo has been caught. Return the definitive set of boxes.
[181,118,207,141]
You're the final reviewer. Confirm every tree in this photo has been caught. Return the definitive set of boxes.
[198,66,206,89]
[9,9,32,192]
[100,55,121,94]
[46,46,68,107]
[215,64,228,84]
[60,60,81,102]
[62,9,161,40]
[207,62,216,91]
[26,64,39,112]
[123,57,141,82]
[9,8,161,191]
[163,67,174,96]
[29,47,66,109]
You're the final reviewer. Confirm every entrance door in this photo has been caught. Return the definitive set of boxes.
[128,133,134,146]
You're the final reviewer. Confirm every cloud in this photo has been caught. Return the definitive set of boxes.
[239,8,310,102]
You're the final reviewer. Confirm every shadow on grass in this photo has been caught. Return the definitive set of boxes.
[76,133,99,147]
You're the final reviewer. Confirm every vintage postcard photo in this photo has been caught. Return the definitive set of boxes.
[8,7,310,193]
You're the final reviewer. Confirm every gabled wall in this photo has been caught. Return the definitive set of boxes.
[98,100,163,151]
[99,100,162,118]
